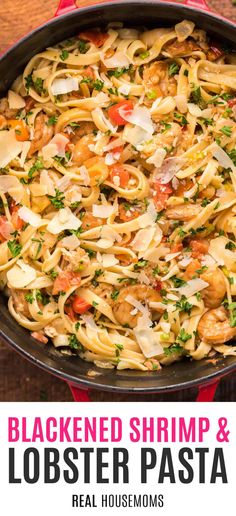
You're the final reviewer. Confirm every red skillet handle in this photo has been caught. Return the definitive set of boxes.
[196,381,219,401]
[55,0,211,18]
[68,381,219,401]
[55,0,78,17]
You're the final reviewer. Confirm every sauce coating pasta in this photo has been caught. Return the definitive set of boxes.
[1,20,236,371]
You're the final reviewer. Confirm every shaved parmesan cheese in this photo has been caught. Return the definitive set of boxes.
[42,133,69,160]
[155,156,186,184]
[97,253,119,268]
[178,256,193,267]
[0,130,24,168]
[150,96,175,115]
[92,204,115,219]
[146,200,157,223]
[104,137,123,152]
[80,314,100,330]
[57,175,71,192]
[134,328,164,357]
[147,148,166,168]
[8,90,25,109]
[51,77,80,96]
[175,94,187,113]
[47,207,81,234]
[176,278,209,297]
[165,252,181,262]
[102,51,130,69]
[119,105,154,135]
[125,294,148,315]
[212,144,236,171]
[18,206,42,227]
[19,141,31,167]
[0,175,21,193]
[40,169,55,196]
[7,260,37,288]
[138,212,156,228]
[30,183,48,196]
[187,103,202,117]
[105,152,120,165]
[79,165,90,186]
[131,226,156,252]
[96,225,122,248]
[118,84,131,96]
[138,270,150,285]
[59,234,80,250]
[122,125,152,147]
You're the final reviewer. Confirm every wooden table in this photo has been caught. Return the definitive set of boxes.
[1,0,236,401]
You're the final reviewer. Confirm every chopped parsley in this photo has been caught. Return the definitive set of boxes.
[68,333,84,351]
[229,302,236,327]
[93,79,104,91]
[177,329,192,343]
[92,301,98,308]
[190,85,206,109]
[25,293,34,304]
[146,90,157,100]
[152,265,160,276]
[133,259,148,270]
[92,269,103,287]
[175,296,193,315]
[220,126,232,137]
[28,158,44,180]
[47,115,58,126]
[168,62,180,77]
[107,66,130,78]
[47,189,65,209]
[60,49,69,61]
[7,240,22,258]
[171,276,186,288]
[174,112,188,126]
[78,39,88,54]
[48,269,58,279]
[35,289,50,306]
[164,344,183,356]
[111,289,120,301]
[225,241,236,250]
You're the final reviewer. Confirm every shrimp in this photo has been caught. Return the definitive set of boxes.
[81,211,103,231]
[164,39,200,57]
[200,267,226,309]
[72,135,95,165]
[28,113,54,157]
[0,97,18,119]
[113,284,163,328]
[10,289,31,318]
[198,307,236,344]
[143,61,177,97]
[166,203,200,221]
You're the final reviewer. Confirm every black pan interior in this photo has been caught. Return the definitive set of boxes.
[0,1,236,392]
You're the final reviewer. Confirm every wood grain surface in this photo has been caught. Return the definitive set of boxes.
[0,0,236,401]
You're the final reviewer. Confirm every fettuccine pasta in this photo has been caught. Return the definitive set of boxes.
[1,20,236,371]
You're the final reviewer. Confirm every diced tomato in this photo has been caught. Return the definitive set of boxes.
[108,100,133,126]
[0,216,13,242]
[77,29,108,48]
[10,202,24,231]
[64,303,76,321]
[190,239,209,259]
[8,119,29,141]
[72,296,92,314]
[171,242,183,253]
[119,204,140,222]
[152,180,172,211]
[110,164,129,188]
[83,66,95,79]
[31,331,48,344]
[154,280,163,291]
[52,271,81,295]
[228,98,236,108]
[183,259,201,280]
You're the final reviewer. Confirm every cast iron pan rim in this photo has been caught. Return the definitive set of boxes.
[1,0,236,67]
[2,327,236,393]
[1,0,236,393]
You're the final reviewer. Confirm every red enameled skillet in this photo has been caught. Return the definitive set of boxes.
[0,0,236,401]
